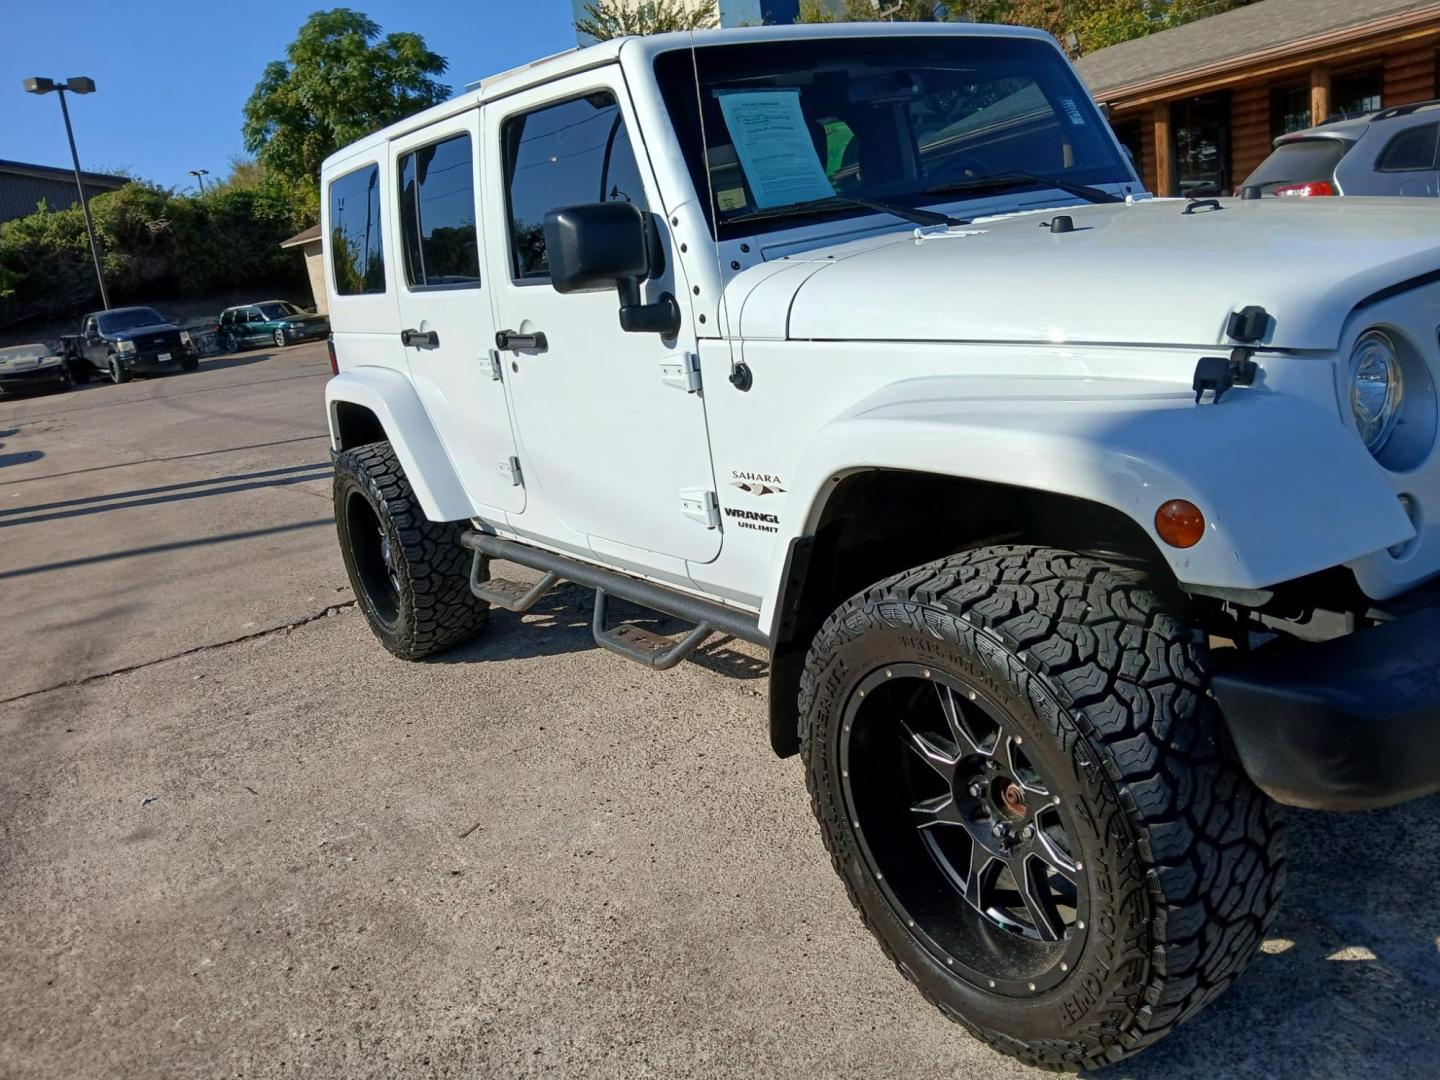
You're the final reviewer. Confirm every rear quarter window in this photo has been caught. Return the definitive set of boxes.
[328,163,386,295]
[1376,123,1439,172]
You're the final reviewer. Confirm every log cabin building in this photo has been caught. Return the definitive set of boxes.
[1075,0,1440,195]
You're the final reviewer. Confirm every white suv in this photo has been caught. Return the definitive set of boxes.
[320,24,1440,1069]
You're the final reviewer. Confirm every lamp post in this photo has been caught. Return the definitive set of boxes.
[189,168,209,192]
[23,75,110,310]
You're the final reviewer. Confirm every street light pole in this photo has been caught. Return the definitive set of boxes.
[189,168,209,192]
[24,76,110,310]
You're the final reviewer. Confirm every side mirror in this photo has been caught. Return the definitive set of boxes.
[543,202,680,336]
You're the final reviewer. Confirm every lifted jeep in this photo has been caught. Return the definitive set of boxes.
[320,24,1440,1070]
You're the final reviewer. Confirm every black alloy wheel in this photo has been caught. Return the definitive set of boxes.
[841,663,1086,994]
[345,488,402,632]
[800,546,1286,1070]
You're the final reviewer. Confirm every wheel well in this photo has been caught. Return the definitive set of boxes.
[767,469,1176,757]
[333,401,387,451]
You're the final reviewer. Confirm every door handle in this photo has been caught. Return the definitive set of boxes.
[495,329,548,353]
[401,328,439,348]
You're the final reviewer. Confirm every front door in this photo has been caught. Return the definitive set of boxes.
[482,74,720,564]
[391,108,525,516]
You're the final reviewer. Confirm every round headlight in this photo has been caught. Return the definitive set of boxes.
[1351,330,1404,454]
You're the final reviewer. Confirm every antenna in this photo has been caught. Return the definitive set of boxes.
[689,31,745,388]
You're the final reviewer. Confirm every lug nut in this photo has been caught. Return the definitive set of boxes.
[1022,825,1035,840]
[991,822,1009,840]
[969,782,986,798]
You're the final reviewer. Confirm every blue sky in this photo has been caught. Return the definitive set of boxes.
[2,1,580,192]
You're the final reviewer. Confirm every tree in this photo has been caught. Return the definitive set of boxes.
[575,0,719,41]
[243,9,450,220]
[798,0,952,21]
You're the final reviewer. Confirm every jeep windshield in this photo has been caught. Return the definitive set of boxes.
[655,34,1135,238]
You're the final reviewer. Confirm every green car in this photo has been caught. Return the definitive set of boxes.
[218,300,330,352]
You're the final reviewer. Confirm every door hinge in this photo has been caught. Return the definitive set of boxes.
[679,488,720,529]
[660,352,702,393]
[487,349,504,381]
[501,455,523,487]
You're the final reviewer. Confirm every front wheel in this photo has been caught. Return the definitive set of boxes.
[108,357,130,384]
[799,545,1285,1071]
[333,441,488,659]
[274,328,287,347]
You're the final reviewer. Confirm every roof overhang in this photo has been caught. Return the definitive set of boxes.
[1093,3,1440,109]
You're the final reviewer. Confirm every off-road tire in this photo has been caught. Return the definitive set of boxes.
[108,357,130,384]
[333,440,488,660]
[799,545,1285,1071]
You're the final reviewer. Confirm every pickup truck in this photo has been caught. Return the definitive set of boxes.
[318,23,1440,1070]
[62,305,199,384]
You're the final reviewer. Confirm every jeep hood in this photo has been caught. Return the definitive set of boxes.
[730,199,1440,350]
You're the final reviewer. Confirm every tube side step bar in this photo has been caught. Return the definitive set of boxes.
[459,532,770,669]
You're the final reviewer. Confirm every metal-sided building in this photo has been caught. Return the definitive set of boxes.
[0,159,128,225]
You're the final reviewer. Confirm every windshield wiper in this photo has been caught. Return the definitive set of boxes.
[725,194,968,229]
[923,171,1125,205]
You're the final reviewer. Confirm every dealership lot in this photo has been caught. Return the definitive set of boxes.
[1,342,1437,1079]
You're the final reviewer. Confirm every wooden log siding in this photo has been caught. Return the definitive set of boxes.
[1383,42,1438,105]
[1230,84,1273,191]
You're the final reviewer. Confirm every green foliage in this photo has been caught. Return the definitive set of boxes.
[575,0,719,40]
[0,182,307,327]
[243,8,450,219]
[797,0,1260,54]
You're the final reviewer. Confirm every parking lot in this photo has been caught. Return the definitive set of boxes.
[1,341,1437,1079]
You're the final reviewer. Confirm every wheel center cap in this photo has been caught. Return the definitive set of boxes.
[999,780,1027,818]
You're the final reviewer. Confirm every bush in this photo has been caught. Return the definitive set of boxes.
[0,181,309,328]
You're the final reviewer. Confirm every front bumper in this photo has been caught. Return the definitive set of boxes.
[0,363,67,391]
[120,348,193,373]
[282,323,328,342]
[1212,605,1440,811]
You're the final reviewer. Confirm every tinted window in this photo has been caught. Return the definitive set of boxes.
[329,164,385,295]
[1243,138,1351,191]
[1377,124,1439,172]
[257,302,303,319]
[399,133,481,288]
[502,93,648,280]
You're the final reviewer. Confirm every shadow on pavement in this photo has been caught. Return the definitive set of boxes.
[437,578,769,679]
[0,462,330,527]
[0,518,332,581]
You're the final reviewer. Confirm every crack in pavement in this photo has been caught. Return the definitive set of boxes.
[0,599,357,708]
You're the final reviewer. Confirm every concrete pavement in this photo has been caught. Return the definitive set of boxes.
[1,342,1436,1079]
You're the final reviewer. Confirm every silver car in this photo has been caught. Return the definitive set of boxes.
[1240,99,1440,198]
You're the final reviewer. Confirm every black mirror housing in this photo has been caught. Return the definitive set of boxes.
[543,202,679,337]
[544,202,658,294]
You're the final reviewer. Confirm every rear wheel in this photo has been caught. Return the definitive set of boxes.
[223,332,239,353]
[799,545,1285,1071]
[333,441,488,659]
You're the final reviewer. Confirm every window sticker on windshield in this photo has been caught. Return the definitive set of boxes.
[1060,97,1086,126]
[716,187,747,211]
[715,89,835,209]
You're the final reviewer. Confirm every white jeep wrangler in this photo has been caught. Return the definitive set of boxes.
[320,23,1440,1070]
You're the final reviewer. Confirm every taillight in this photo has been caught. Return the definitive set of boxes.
[1273,181,1336,197]
[326,335,339,375]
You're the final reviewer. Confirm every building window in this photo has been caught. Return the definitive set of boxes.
[1333,68,1383,119]
[1271,83,1312,137]
[501,92,649,281]
[1172,93,1230,196]
[397,133,481,289]
[328,163,385,296]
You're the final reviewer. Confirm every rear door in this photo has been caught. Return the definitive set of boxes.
[390,109,524,515]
